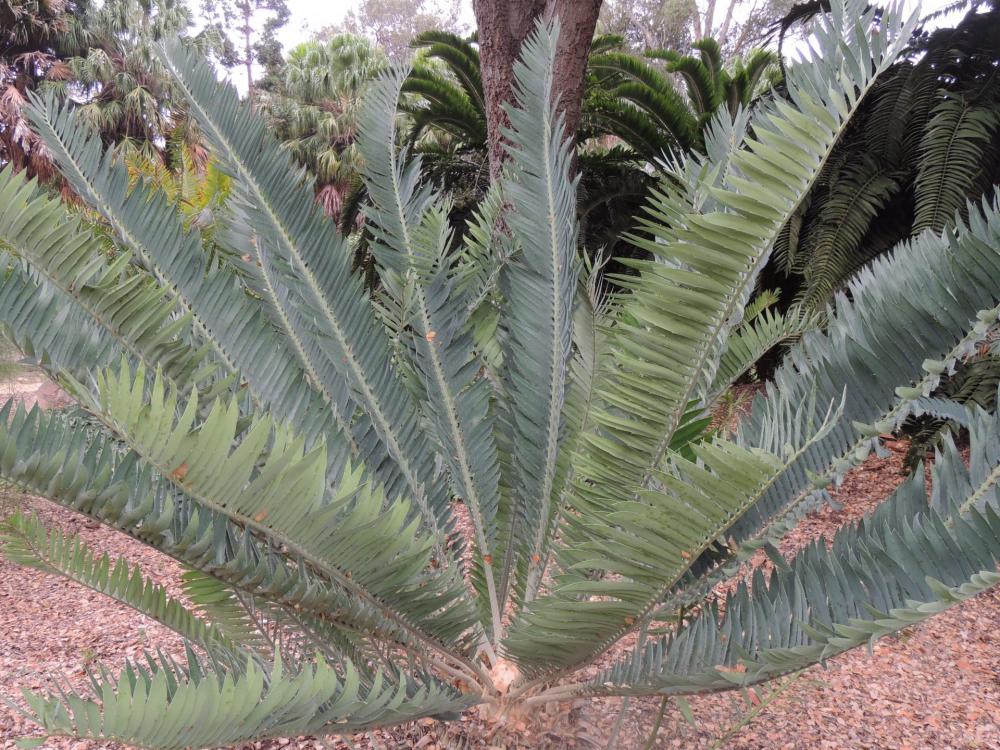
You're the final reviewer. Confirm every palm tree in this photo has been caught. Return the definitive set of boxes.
[56,0,206,163]
[399,29,780,263]
[586,37,778,157]
[0,0,82,180]
[264,34,388,219]
[3,6,1000,747]
[1,0,211,181]
[401,30,779,161]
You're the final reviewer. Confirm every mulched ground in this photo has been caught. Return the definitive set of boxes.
[2,382,999,749]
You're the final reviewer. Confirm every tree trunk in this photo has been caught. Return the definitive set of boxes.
[472,0,603,179]
[241,3,255,106]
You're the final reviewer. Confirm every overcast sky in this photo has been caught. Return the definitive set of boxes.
[274,0,957,49]
[276,0,475,51]
[225,0,962,92]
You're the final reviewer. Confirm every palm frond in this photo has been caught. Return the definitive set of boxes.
[401,72,486,145]
[668,54,720,116]
[798,155,905,310]
[589,53,699,149]
[410,30,484,112]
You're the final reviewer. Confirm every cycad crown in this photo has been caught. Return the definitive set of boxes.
[3,3,1000,747]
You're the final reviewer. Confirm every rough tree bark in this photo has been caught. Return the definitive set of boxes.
[472,0,603,178]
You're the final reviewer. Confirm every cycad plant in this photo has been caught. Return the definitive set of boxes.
[770,1,1000,311]
[587,37,778,158]
[4,4,1000,747]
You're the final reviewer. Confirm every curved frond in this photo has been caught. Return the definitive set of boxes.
[728,197,1000,568]
[589,52,699,149]
[913,94,999,233]
[583,100,676,160]
[69,360,478,654]
[583,401,1000,698]
[0,402,453,664]
[403,103,488,147]
[0,167,219,395]
[0,513,242,663]
[21,652,474,749]
[24,92,351,481]
[608,81,700,151]
[709,305,820,400]
[589,51,675,94]
[741,49,779,102]
[669,54,720,115]
[798,155,904,309]
[410,30,484,112]
[692,38,723,90]
[157,41,455,543]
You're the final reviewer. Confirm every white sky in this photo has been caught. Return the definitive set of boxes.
[224,0,961,92]
[275,0,956,49]
[276,0,475,51]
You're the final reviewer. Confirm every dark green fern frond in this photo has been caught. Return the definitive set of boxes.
[914,93,999,233]
[799,156,905,309]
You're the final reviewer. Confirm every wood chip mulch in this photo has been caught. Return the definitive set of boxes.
[2,388,1000,749]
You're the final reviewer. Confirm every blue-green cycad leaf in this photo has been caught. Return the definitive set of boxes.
[497,20,582,604]
[730,196,1000,555]
[20,651,475,749]
[359,67,504,643]
[0,168,221,396]
[0,401,462,661]
[583,403,1000,698]
[156,40,455,548]
[660,200,1000,620]
[68,359,479,653]
[0,513,244,666]
[505,392,843,673]
[25,92,350,482]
